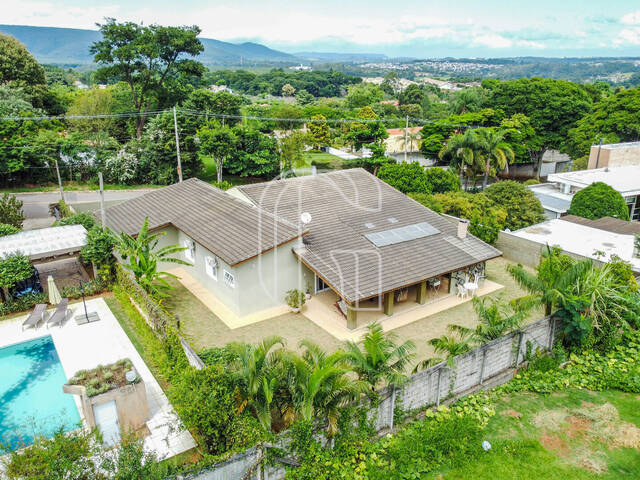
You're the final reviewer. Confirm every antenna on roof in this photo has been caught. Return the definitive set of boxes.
[300,212,312,224]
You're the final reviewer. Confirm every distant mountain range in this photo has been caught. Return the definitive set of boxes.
[0,24,298,65]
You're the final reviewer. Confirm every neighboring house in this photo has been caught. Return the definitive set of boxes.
[209,84,234,94]
[496,216,640,275]
[102,179,305,317]
[588,141,640,170]
[232,169,501,328]
[384,127,427,165]
[104,171,501,327]
[528,166,640,220]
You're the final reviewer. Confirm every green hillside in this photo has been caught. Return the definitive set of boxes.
[0,24,297,65]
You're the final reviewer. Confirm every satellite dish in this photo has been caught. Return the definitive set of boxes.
[300,212,312,224]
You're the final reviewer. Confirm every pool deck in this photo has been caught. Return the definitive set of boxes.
[0,298,196,460]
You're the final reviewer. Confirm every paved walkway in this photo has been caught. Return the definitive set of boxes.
[0,298,196,459]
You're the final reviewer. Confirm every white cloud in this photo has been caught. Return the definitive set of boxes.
[472,33,512,49]
[614,27,640,45]
[516,40,545,49]
[621,10,640,25]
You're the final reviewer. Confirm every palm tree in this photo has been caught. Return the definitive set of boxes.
[448,296,529,344]
[439,129,481,190]
[229,336,285,431]
[112,216,191,297]
[475,128,514,189]
[507,245,592,316]
[286,340,366,437]
[344,322,415,394]
[413,333,471,372]
[407,130,422,152]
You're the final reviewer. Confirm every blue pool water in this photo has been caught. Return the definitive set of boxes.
[0,335,81,450]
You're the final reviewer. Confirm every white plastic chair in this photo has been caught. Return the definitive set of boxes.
[457,284,468,299]
[467,277,479,297]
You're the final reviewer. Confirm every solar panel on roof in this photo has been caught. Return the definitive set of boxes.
[364,222,440,247]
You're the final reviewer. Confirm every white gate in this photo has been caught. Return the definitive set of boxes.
[93,400,120,446]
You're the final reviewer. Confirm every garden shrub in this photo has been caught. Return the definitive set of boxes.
[484,180,545,230]
[377,162,430,194]
[0,193,25,228]
[424,167,461,193]
[0,291,47,316]
[56,212,96,231]
[567,181,629,220]
[171,365,266,455]
[81,226,115,267]
[0,223,19,237]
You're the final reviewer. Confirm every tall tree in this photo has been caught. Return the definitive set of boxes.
[475,128,514,189]
[91,19,204,139]
[307,114,331,150]
[197,123,237,183]
[0,34,46,100]
[438,129,481,188]
[482,78,592,177]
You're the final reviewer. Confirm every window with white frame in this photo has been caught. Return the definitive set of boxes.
[205,256,218,280]
[183,239,195,262]
[223,269,235,288]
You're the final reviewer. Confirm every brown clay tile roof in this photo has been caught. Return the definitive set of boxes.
[101,178,301,266]
[238,169,501,303]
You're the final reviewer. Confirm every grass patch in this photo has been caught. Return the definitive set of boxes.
[302,151,344,170]
[431,389,640,479]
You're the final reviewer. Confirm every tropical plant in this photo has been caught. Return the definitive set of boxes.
[56,212,96,231]
[0,223,19,237]
[285,289,306,310]
[507,246,590,316]
[286,340,366,436]
[228,336,285,431]
[438,129,481,188]
[81,226,115,267]
[111,217,191,298]
[0,253,33,300]
[414,333,471,372]
[344,321,415,393]
[474,128,515,189]
[448,296,529,344]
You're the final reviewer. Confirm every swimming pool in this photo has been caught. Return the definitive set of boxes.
[0,335,81,450]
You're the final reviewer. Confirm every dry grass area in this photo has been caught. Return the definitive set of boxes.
[166,257,542,366]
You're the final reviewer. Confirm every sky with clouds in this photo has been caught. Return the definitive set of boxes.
[3,0,640,57]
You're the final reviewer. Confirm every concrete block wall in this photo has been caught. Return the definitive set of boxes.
[179,316,556,479]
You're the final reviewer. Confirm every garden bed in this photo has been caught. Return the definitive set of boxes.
[67,358,136,397]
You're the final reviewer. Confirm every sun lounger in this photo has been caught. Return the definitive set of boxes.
[46,298,69,328]
[22,303,47,331]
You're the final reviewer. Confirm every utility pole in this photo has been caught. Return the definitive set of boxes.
[54,157,64,202]
[404,115,409,163]
[98,172,106,230]
[173,106,183,182]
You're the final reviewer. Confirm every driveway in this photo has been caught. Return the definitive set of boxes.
[16,190,153,230]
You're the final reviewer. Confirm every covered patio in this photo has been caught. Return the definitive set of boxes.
[304,276,504,341]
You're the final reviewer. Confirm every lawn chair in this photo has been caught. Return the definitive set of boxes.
[46,298,69,329]
[22,303,47,331]
[456,284,468,300]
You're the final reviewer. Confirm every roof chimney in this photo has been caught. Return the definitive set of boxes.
[457,219,469,239]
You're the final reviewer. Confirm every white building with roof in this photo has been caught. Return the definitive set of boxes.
[0,225,87,261]
[497,218,640,275]
[528,165,640,221]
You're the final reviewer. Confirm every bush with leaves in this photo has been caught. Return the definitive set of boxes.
[0,253,33,294]
[171,364,266,455]
[0,193,25,228]
[484,180,545,230]
[377,161,430,194]
[410,191,507,244]
[56,212,96,231]
[81,226,115,267]
[0,223,19,237]
[567,181,630,220]
[424,167,461,193]
[0,291,47,316]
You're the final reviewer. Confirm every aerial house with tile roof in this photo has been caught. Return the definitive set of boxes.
[103,170,501,329]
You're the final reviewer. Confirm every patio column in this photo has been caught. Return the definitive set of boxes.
[346,306,358,330]
[416,281,427,305]
[383,291,394,316]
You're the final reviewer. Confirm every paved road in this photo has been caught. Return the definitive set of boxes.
[17,189,152,230]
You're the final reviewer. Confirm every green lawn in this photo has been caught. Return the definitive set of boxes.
[164,257,542,366]
[431,388,640,479]
[301,151,344,170]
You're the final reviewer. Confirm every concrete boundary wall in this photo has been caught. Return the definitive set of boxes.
[178,315,556,480]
